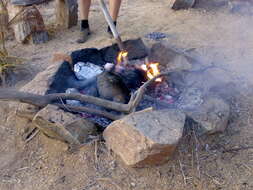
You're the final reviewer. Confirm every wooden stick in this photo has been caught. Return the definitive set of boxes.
[222,146,253,153]
[179,159,187,185]
[54,103,120,121]
[128,72,170,112]
[0,72,170,119]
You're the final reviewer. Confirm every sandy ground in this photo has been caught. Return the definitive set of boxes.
[1,0,253,189]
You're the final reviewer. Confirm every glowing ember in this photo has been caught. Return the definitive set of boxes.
[117,51,128,65]
[141,62,162,82]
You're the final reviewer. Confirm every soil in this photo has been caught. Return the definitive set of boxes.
[1,0,253,189]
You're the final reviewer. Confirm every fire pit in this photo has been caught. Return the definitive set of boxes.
[0,39,231,167]
[45,39,182,128]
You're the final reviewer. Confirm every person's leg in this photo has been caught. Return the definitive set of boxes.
[77,0,91,43]
[79,0,91,21]
[109,0,122,21]
[107,0,122,36]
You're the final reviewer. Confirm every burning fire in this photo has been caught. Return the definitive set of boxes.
[141,62,162,82]
[117,51,128,65]
[116,50,161,82]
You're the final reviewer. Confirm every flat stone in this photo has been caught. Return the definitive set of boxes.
[10,0,48,6]
[186,97,230,135]
[229,0,253,15]
[33,105,97,145]
[168,0,195,10]
[103,109,186,167]
[148,43,192,72]
[101,38,148,63]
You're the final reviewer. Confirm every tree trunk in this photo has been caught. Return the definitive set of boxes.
[56,0,78,29]
[7,4,49,44]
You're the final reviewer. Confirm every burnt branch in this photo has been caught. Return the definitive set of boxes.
[128,72,170,112]
[54,103,120,121]
[0,72,169,119]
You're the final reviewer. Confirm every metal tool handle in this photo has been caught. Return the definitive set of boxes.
[99,0,125,51]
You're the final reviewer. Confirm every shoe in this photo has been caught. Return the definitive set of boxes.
[76,28,91,44]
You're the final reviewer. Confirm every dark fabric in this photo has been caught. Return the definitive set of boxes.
[47,39,148,94]
[71,48,105,66]
[116,68,146,91]
[46,61,75,94]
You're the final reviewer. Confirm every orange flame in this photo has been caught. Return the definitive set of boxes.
[117,51,128,65]
[141,62,162,82]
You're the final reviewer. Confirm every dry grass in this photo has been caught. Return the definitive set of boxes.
[0,0,26,86]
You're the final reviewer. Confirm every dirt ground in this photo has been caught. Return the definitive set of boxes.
[1,0,253,189]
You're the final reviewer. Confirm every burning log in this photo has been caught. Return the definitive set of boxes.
[0,72,170,120]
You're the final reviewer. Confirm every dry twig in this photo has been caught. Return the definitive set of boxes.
[192,128,201,179]
[97,177,123,190]
[0,72,170,119]
[179,159,187,185]
[222,146,253,153]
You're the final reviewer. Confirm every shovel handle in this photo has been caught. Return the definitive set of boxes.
[99,0,125,51]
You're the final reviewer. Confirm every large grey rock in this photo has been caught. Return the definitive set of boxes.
[148,43,192,72]
[186,97,230,135]
[229,0,253,15]
[103,109,186,167]
[168,0,195,10]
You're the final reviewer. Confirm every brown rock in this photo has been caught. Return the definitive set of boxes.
[103,109,186,167]
[33,105,97,145]
[97,72,129,103]
[10,62,77,143]
[148,43,192,72]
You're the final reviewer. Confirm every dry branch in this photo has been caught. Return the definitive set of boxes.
[222,146,253,153]
[0,72,170,119]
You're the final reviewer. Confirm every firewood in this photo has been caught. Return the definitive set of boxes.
[0,72,170,120]
[7,4,49,44]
